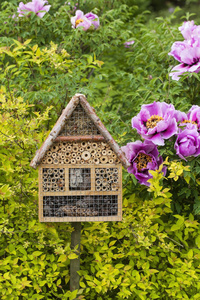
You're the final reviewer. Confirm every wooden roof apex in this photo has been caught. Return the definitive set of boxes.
[30,94,130,169]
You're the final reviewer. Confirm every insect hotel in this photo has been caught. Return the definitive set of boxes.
[30,94,130,222]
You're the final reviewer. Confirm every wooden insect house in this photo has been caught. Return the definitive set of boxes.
[30,94,130,222]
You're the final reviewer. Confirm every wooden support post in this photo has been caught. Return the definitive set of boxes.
[70,222,81,292]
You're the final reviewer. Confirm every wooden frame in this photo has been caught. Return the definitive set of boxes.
[32,94,129,223]
[39,164,122,222]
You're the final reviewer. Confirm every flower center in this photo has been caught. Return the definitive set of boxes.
[134,152,152,171]
[146,115,163,129]
[75,19,83,26]
[181,120,197,126]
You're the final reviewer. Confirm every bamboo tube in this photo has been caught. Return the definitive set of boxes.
[52,153,57,158]
[86,145,91,151]
[52,145,59,151]
[96,186,101,191]
[91,149,96,156]
[96,179,101,185]
[109,159,114,164]
[73,146,78,152]
[47,158,53,164]
[82,151,90,160]
[100,156,108,163]
[47,151,52,157]
[102,150,107,155]
[64,158,70,164]
[46,169,52,174]
[71,159,76,164]
[61,147,67,153]
[81,142,87,148]
[92,143,97,148]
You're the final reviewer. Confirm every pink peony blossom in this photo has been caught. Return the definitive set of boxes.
[179,105,200,130]
[85,12,100,29]
[71,10,99,31]
[169,21,200,80]
[132,101,178,146]
[179,20,197,40]
[175,124,200,160]
[122,140,166,186]
[17,0,51,18]
[71,10,92,31]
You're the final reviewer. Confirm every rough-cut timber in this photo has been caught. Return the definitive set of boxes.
[55,135,105,142]
[30,93,130,169]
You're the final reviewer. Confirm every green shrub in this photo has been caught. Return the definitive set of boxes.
[0,1,200,299]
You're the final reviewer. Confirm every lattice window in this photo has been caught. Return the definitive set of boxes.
[69,168,91,190]
[95,168,119,191]
[43,195,118,217]
[59,104,101,136]
[42,168,65,192]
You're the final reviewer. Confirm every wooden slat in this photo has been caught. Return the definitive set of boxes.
[55,135,105,142]
[42,216,121,222]
[91,167,95,191]
[39,167,43,222]
[40,163,121,169]
[41,190,120,196]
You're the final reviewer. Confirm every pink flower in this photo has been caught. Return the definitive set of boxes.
[179,20,197,40]
[132,101,178,146]
[85,12,100,29]
[169,21,200,80]
[71,10,92,31]
[124,40,135,48]
[121,140,166,186]
[175,124,200,160]
[17,0,51,18]
[179,105,200,130]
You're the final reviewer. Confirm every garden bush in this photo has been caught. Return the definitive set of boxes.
[0,0,200,299]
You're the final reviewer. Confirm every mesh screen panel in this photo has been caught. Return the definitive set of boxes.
[69,168,91,190]
[59,103,101,136]
[43,195,118,217]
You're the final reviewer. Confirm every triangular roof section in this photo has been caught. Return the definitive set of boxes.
[30,94,130,169]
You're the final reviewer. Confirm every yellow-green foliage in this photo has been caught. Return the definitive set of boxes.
[0,1,200,299]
